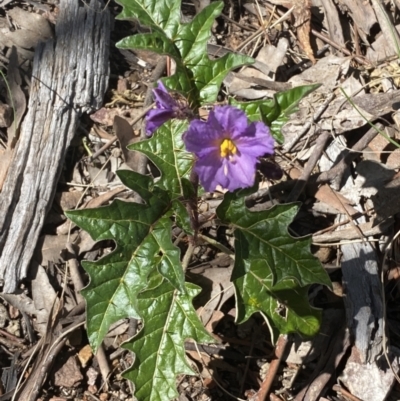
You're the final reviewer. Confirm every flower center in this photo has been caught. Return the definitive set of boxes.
[220,138,237,159]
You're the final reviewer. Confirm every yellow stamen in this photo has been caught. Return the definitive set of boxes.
[220,138,237,158]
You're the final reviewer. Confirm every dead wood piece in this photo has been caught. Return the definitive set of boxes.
[370,0,400,60]
[17,315,85,401]
[352,90,400,118]
[6,47,26,147]
[332,384,363,401]
[286,131,331,202]
[312,218,393,243]
[339,348,399,401]
[0,0,110,293]
[320,0,345,53]
[339,0,377,37]
[293,311,350,401]
[341,241,383,363]
[255,334,288,401]
[231,72,292,92]
[317,123,382,189]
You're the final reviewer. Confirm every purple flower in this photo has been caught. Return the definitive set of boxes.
[183,105,274,192]
[145,81,188,136]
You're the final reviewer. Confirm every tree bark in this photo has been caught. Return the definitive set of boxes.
[0,0,110,292]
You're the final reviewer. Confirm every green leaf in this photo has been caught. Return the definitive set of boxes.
[117,32,181,59]
[174,2,223,63]
[128,119,193,200]
[234,266,322,336]
[118,169,155,200]
[123,278,215,401]
[218,192,330,287]
[153,214,186,293]
[172,199,194,236]
[128,121,195,236]
[65,173,186,352]
[116,0,253,105]
[231,83,320,143]
[186,53,253,104]
[116,0,181,37]
[217,192,331,335]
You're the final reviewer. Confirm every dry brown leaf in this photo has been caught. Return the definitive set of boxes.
[34,234,77,265]
[53,356,83,388]
[113,115,141,171]
[314,184,358,216]
[0,286,54,337]
[293,0,315,63]
[85,186,126,209]
[269,0,315,63]
[0,102,12,127]
[187,254,234,326]
[185,350,213,379]
[5,8,53,49]
[56,191,83,211]
[90,107,144,129]
[30,262,58,335]
[57,187,126,235]
[367,24,400,62]
[204,310,225,333]
[339,0,376,37]
[226,39,290,99]
[77,344,93,368]
[74,230,98,255]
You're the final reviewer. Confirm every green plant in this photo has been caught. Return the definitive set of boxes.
[65,1,330,400]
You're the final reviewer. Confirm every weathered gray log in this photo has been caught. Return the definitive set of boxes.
[341,241,383,363]
[0,0,109,293]
[316,137,395,401]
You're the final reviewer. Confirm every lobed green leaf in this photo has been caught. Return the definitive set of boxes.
[117,32,181,59]
[66,172,187,352]
[217,191,331,335]
[123,278,215,401]
[116,0,253,104]
[129,120,193,200]
[116,0,181,37]
[174,2,223,63]
[231,83,321,143]
[234,267,322,336]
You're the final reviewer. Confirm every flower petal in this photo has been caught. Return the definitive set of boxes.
[153,82,178,109]
[212,106,248,138]
[224,153,257,191]
[183,119,222,156]
[194,151,229,192]
[145,109,176,135]
[183,104,275,193]
[236,122,275,158]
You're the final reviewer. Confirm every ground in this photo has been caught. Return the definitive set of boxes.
[1,0,400,400]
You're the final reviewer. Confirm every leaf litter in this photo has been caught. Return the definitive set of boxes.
[2,0,400,400]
